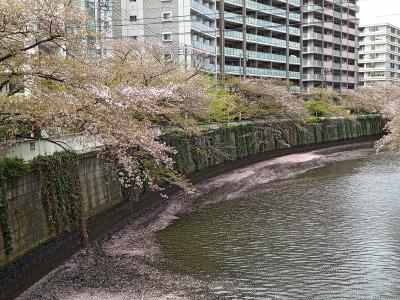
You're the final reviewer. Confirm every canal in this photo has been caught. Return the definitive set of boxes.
[158,148,400,299]
[19,143,400,299]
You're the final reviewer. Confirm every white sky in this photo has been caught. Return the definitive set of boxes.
[358,0,400,27]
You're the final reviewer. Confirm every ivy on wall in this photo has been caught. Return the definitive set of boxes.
[32,152,88,245]
[0,157,31,255]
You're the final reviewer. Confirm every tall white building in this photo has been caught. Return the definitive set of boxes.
[359,23,400,86]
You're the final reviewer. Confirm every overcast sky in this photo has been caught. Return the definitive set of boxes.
[358,0,400,27]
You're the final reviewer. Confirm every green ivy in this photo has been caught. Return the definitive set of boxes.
[0,157,31,255]
[32,152,87,242]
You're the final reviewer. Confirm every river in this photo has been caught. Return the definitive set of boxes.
[157,147,400,299]
[19,143,400,299]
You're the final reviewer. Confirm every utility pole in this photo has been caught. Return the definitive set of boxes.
[219,0,225,82]
[242,0,247,78]
[239,54,242,78]
[184,44,188,71]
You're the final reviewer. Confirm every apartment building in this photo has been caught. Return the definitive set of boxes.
[118,0,359,93]
[118,0,301,90]
[302,0,359,92]
[359,23,400,86]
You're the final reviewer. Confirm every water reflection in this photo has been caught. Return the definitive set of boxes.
[157,153,400,299]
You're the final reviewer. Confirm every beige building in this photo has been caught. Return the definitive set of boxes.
[302,0,359,92]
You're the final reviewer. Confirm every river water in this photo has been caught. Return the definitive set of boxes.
[157,151,400,299]
[18,144,400,299]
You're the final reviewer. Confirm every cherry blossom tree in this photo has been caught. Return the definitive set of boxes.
[0,0,213,193]
[225,77,306,120]
[350,84,400,151]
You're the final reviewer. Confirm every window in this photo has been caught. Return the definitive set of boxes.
[164,53,172,60]
[162,12,172,21]
[129,15,137,22]
[162,32,172,42]
[129,0,136,2]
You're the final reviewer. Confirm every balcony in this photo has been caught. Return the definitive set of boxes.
[348,27,356,35]
[221,47,300,64]
[303,59,323,67]
[347,52,356,59]
[289,71,300,79]
[289,13,301,21]
[191,20,216,37]
[324,22,333,30]
[303,4,323,12]
[347,40,356,47]
[333,49,341,57]
[347,64,355,71]
[190,0,216,18]
[223,65,297,79]
[289,41,301,49]
[333,10,342,18]
[333,37,341,44]
[323,61,333,69]
[303,74,323,81]
[192,40,216,54]
[245,1,286,18]
[323,48,333,56]
[333,62,341,69]
[333,24,341,31]
[224,12,300,35]
[288,0,301,6]
[225,0,300,20]
[304,18,323,27]
[303,32,323,40]
[324,8,334,16]
[303,46,324,54]
[324,35,333,43]
[223,31,296,49]
[224,0,242,6]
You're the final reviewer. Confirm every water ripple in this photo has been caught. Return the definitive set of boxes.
[158,153,400,299]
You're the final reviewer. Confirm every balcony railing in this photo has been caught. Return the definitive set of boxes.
[333,75,341,81]
[223,30,300,49]
[222,47,300,64]
[303,5,323,12]
[303,60,323,67]
[191,20,216,37]
[302,74,324,80]
[190,0,216,17]
[303,47,324,54]
[333,62,341,69]
[223,12,300,35]
[333,49,341,56]
[333,11,342,18]
[303,32,323,40]
[192,40,216,54]
[333,37,341,44]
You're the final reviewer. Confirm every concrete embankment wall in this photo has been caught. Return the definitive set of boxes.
[0,116,385,298]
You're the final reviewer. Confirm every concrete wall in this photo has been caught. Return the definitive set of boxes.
[0,117,385,287]
[0,152,123,269]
